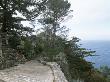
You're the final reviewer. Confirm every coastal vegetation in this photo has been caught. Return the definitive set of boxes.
[0,0,110,82]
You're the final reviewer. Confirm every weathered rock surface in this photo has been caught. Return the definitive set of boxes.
[46,62,68,82]
[0,60,68,82]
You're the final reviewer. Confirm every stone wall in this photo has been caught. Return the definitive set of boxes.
[46,62,68,82]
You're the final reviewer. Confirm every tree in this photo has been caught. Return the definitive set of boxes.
[0,0,46,34]
[34,31,96,81]
[84,70,107,82]
[39,0,71,47]
[0,0,47,68]
[0,0,47,54]
[64,37,95,81]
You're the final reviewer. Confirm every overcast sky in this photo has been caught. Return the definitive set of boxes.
[64,0,110,40]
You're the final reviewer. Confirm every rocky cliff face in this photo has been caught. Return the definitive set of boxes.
[0,60,68,82]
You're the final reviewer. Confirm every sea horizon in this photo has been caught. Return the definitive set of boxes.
[79,40,110,68]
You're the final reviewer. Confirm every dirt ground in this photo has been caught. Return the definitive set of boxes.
[0,60,54,82]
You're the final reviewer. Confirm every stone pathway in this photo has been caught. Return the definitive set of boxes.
[0,60,54,82]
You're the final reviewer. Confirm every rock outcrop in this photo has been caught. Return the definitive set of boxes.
[0,60,68,82]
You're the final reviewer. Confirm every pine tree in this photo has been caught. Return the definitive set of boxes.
[0,0,46,34]
[39,0,71,47]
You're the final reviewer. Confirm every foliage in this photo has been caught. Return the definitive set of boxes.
[84,70,107,82]
[39,0,71,48]
[0,0,47,62]
[64,37,95,80]
[100,66,110,78]
[16,35,43,60]
[0,0,107,82]
[34,31,96,81]
[34,33,66,61]
[0,0,47,38]
[99,66,110,82]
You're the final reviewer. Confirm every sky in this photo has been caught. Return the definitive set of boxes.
[64,0,110,40]
[21,0,110,41]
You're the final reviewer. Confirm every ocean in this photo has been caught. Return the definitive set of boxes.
[80,40,110,68]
